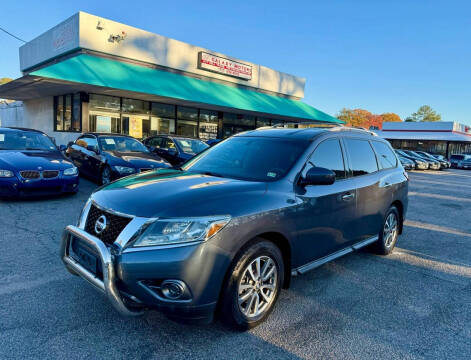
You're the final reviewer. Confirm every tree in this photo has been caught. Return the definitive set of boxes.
[337,108,373,128]
[408,105,441,122]
[0,78,12,85]
[381,113,402,123]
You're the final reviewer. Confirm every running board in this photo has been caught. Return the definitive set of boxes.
[291,236,378,276]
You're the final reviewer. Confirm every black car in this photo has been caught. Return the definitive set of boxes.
[66,133,171,184]
[61,126,408,329]
[0,127,79,197]
[450,154,471,168]
[415,151,449,169]
[143,135,209,165]
[395,149,429,170]
[398,156,415,171]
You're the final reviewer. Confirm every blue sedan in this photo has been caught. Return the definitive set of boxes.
[0,127,79,197]
[143,135,209,165]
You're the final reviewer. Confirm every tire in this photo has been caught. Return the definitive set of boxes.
[101,165,112,185]
[220,240,284,330]
[373,206,400,255]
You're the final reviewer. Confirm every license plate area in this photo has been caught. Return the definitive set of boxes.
[70,236,103,279]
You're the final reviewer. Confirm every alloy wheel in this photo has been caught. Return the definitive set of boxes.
[102,167,111,185]
[238,256,278,319]
[383,212,398,248]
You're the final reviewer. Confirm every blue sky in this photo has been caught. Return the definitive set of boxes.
[1,0,470,125]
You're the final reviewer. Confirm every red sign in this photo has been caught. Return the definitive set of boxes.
[198,52,252,80]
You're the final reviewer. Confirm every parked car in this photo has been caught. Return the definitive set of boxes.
[398,156,415,171]
[449,154,471,168]
[415,151,449,169]
[142,135,209,165]
[206,138,222,147]
[61,126,408,329]
[402,150,441,170]
[0,127,79,197]
[428,154,451,168]
[395,150,428,170]
[66,133,171,184]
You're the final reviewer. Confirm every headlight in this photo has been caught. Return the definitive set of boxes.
[113,166,136,174]
[63,166,78,176]
[133,216,231,247]
[0,169,14,178]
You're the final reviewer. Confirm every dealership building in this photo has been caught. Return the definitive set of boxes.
[376,121,471,157]
[0,11,341,145]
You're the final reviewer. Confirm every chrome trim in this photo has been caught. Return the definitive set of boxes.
[60,225,143,317]
[115,217,154,249]
[78,199,92,229]
[122,239,204,253]
[291,235,379,276]
[91,200,135,219]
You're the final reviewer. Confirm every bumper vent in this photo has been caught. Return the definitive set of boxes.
[84,204,133,245]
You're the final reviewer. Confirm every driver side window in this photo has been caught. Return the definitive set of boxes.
[306,138,346,179]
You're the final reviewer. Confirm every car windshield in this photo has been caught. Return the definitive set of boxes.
[182,136,310,182]
[0,130,56,151]
[175,138,209,155]
[450,155,464,160]
[99,136,148,153]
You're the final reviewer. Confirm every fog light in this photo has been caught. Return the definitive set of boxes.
[161,280,185,300]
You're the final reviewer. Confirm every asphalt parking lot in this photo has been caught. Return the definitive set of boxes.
[1,170,470,359]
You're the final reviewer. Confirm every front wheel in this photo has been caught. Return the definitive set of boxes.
[101,166,112,185]
[220,240,284,330]
[373,206,400,255]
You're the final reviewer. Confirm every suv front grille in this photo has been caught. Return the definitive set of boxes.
[20,170,40,179]
[84,204,133,245]
[43,170,59,179]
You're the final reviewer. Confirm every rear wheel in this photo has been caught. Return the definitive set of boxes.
[373,206,399,255]
[220,240,284,330]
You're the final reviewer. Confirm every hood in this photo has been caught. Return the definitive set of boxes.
[0,150,74,171]
[91,169,267,218]
[104,151,170,168]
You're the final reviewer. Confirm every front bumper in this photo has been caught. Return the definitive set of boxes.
[0,174,79,197]
[60,225,143,316]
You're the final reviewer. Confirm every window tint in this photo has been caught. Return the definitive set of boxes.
[309,139,346,179]
[344,138,378,176]
[147,137,163,147]
[76,136,97,149]
[372,141,397,169]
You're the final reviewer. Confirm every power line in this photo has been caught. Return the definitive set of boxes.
[0,26,26,43]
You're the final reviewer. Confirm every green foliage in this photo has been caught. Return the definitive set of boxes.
[408,105,441,122]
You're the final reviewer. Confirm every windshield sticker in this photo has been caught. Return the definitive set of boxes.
[104,138,116,145]
[0,134,4,142]
[267,172,277,178]
[180,140,191,147]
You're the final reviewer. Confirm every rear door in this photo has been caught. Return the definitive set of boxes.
[342,137,383,241]
[294,137,358,264]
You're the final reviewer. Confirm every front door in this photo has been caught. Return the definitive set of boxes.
[294,138,358,266]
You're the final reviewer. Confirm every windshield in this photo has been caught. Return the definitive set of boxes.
[0,131,56,151]
[183,136,310,182]
[99,136,148,153]
[175,138,209,155]
[450,155,464,160]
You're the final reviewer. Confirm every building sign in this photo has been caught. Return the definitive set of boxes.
[198,52,252,80]
[129,117,143,138]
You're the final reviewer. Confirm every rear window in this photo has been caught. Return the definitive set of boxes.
[371,141,397,169]
[344,138,378,176]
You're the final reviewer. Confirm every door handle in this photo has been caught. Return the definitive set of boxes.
[341,193,355,201]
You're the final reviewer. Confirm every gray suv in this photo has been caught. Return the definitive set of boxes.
[60,126,408,329]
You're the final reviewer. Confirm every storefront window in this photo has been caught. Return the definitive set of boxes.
[54,94,81,132]
[150,103,176,136]
[122,98,151,139]
[177,106,198,137]
[122,98,150,115]
[199,110,219,140]
[89,94,121,134]
[256,117,271,128]
[222,113,256,138]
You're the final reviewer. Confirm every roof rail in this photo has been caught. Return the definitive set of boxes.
[271,122,343,129]
[328,126,378,136]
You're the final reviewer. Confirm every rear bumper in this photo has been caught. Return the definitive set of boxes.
[0,175,79,197]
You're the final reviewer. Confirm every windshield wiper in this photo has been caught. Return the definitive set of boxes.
[24,147,47,151]
[201,171,225,178]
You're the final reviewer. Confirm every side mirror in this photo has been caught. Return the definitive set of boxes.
[58,145,67,152]
[67,141,74,148]
[299,167,335,186]
[87,145,99,154]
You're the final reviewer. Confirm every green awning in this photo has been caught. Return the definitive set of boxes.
[31,54,342,123]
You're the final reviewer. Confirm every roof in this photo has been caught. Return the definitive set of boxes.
[0,127,45,134]
[24,54,342,124]
[238,125,378,140]
[375,130,471,142]
[86,132,133,137]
